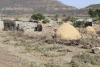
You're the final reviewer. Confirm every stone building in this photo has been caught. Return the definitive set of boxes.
[76,19,93,28]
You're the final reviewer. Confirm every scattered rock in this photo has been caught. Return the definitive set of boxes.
[91,47,100,54]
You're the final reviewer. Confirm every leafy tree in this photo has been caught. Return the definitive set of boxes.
[88,8,100,18]
[88,8,95,18]
[43,18,50,23]
[88,8,100,22]
[31,13,45,20]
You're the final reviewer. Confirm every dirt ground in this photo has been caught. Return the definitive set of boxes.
[0,31,88,67]
[0,46,23,67]
[0,28,100,67]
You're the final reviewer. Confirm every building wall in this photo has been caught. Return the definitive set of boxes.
[14,21,37,33]
[0,20,4,31]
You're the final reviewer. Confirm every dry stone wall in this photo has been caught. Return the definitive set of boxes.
[0,20,4,31]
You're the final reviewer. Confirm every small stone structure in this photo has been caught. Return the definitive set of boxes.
[0,19,40,34]
[76,19,93,28]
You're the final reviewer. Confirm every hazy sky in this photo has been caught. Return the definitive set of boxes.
[58,0,100,9]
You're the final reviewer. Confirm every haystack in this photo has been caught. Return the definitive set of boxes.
[86,26,98,36]
[66,21,73,25]
[56,23,81,40]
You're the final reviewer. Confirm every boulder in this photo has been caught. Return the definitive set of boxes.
[91,47,100,54]
[56,23,81,40]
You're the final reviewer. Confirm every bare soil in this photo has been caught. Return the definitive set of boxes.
[0,27,100,67]
[0,47,23,67]
[0,31,87,67]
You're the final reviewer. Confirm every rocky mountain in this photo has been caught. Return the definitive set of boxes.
[76,4,100,15]
[0,0,78,15]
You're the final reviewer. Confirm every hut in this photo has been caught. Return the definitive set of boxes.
[76,19,93,28]
[2,19,16,31]
[85,19,92,27]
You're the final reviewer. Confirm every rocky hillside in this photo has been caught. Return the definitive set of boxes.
[76,4,100,15]
[0,0,78,15]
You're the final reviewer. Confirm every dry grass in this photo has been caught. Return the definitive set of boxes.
[0,30,100,67]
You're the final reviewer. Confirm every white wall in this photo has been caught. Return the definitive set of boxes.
[0,21,4,31]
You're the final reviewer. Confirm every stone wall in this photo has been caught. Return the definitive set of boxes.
[0,20,4,31]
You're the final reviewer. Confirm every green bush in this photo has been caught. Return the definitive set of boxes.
[43,18,50,23]
[92,18,100,22]
[72,22,79,27]
[57,21,63,25]
[71,19,76,22]
[31,13,45,20]
[72,20,87,27]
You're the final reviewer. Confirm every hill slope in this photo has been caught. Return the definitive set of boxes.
[0,0,78,15]
[76,4,100,15]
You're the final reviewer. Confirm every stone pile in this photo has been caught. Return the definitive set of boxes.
[91,47,100,54]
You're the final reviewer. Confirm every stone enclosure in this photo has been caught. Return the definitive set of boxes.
[0,19,43,34]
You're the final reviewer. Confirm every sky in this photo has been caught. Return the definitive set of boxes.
[58,0,100,9]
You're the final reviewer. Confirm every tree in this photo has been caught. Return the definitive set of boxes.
[88,8,96,18]
[31,13,45,21]
[88,8,100,22]
[88,8,100,18]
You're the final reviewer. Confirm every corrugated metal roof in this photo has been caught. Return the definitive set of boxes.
[76,19,93,22]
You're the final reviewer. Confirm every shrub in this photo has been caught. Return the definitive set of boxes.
[44,63,60,67]
[31,13,45,20]
[29,19,33,22]
[72,21,78,27]
[72,20,87,27]
[57,21,63,25]
[43,18,50,23]
[54,14,59,21]
[15,18,19,20]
